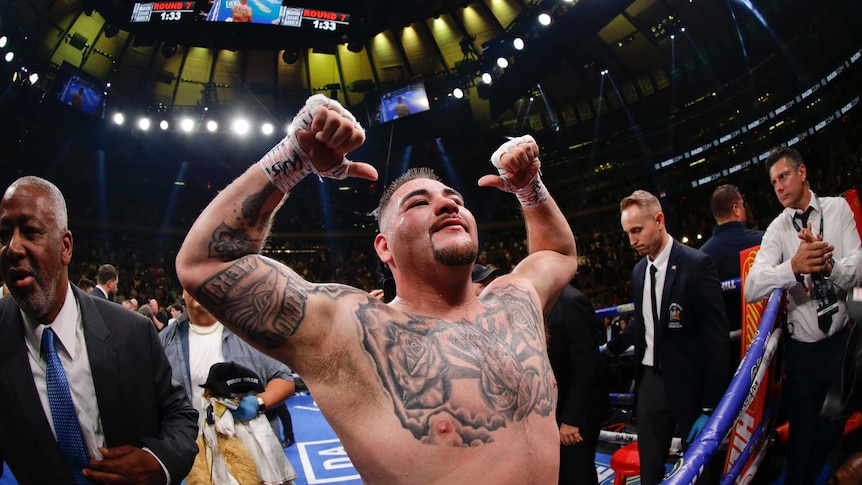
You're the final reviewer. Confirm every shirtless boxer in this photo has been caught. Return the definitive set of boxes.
[176,95,578,484]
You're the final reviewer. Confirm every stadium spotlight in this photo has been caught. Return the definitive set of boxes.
[538,13,552,26]
[5,52,14,63]
[112,113,125,125]
[232,119,250,135]
[206,120,218,132]
[452,87,464,99]
[160,120,169,131]
[261,122,274,135]
[496,57,509,69]
[0,36,7,48]
[481,72,492,84]
[513,37,525,51]
[28,72,39,84]
[137,117,151,131]
[180,118,194,133]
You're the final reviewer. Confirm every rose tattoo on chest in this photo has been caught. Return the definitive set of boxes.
[359,286,555,445]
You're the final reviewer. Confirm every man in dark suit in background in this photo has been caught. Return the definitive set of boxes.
[699,184,763,372]
[0,176,198,484]
[607,189,729,485]
[546,283,612,485]
[91,263,118,300]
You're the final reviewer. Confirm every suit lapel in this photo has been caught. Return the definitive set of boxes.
[634,258,646,313]
[660,241,680,327]
[75,288,122,447]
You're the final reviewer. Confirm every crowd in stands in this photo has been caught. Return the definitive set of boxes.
[64,108,861,318]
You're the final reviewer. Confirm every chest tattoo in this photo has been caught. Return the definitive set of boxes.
[359,286,555,445]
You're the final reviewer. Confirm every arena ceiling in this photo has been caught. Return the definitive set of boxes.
[4,0,808,125]
[1,0,858,221]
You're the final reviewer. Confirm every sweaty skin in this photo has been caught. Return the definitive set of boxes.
[177,101,577,484]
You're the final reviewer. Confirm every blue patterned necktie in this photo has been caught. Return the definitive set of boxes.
[42,327,91,484]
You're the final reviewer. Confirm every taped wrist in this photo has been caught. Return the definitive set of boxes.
[257,94,363,193]
[512,174,549,208]
[489,134,549,208]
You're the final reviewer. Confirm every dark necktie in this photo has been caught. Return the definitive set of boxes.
[649,265,661,368]
[793,206,814,230]
[649,264,660,326]
[42,328,91,484]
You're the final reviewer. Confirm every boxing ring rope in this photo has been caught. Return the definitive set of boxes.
[593,282,785,485]
[663,288,784,485]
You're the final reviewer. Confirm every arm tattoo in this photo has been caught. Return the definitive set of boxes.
[208,185,280,259]
[198,256,307,348]
[359,283,555,446]
[240,184,279,233]
[208,222,262,260]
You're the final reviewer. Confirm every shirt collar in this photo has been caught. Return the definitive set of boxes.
[649,233,673,272]
[22,284,82,361]
[782,189,819,219]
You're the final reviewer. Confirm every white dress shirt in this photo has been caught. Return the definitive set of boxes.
[23,284,106,460]
[642,233,672,366]
[745,190,862,342]
[22,284,171,482]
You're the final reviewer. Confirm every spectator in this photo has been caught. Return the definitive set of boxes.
[76,277,95,294]
[92,263,119,300]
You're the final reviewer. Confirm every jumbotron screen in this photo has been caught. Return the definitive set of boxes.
[130,1,349,34]
[203,1,349,32]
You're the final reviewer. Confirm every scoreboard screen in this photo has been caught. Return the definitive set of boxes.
[202,1,350,33]
[130,1,197,23]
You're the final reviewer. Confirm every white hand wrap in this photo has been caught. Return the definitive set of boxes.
[257,94,364,193]
[489,135,549,208]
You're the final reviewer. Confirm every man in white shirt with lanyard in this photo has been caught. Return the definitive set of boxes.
[745,146,862,485]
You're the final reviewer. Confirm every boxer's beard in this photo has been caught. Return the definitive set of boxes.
[434,244,478,266]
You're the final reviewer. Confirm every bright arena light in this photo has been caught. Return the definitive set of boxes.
[261,123,274,135]
[452,87,464,99]
[538,13,552,26]
[206,120,218,132]
[496,57,509,69]
[160,120,169,131]
[5,52,14,63]
[112,112,124,125]
[233,119,250,135]
[180,118,194,133]
[28,72,39,84]
[513,37,525,51]
[0,36,7,48]
[481,72,492,84]
[137,117,151,131]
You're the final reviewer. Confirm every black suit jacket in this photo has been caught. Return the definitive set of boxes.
[699,221,764,333]
[608,240,729,428]
[90,286,108,299]
[546,285,612,431]
[0,286,198,484]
